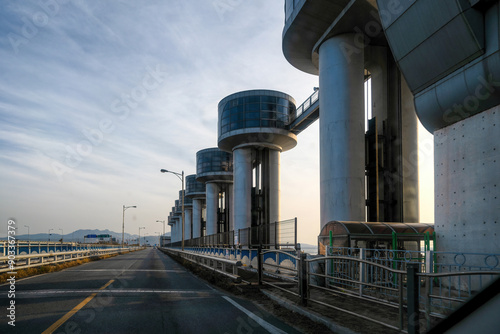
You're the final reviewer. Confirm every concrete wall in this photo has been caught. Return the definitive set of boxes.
[434,106,500,253]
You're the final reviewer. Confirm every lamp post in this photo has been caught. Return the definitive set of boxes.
[139,227,145,246]
[122,205,137,248]
[48,228,53,242]
[59,228,63,243]
[160,169,185,250]
[156,220,165,236]
[24,225,30,242]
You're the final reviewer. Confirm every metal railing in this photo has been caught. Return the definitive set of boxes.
[0,241,121,256]
[0,247,139,273]
[166,218,298,250]
[160,247,241,282]
[305,256,500,333]
[290,89,319,124]
[163,244,500,333]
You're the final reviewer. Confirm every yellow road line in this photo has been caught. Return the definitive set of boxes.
[42,279,114,334]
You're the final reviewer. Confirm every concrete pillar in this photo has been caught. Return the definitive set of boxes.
[171,222,176,243]
[233,147,252,232]
[268,149,280,225]
[192,198,203,238]
[206,182,218,235]
[401,77,419,222]
[184,209,192,240]
[228,184,234,232]
[174,220,179,243]
[319,34,366,229]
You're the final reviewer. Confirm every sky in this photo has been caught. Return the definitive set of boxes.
[0,0,434,245]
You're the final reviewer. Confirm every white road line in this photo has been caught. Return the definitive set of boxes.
[16,289,213,295]
[65,269,184,272]
[222,296,288,334]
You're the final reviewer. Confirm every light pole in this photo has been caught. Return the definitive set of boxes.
[156,220,165,236]
[59,228,63,243]
[139,227,145,246]
[161,169,185,250]
[122,205,137,248]
[24,225,30,242]
[48,228,53,242]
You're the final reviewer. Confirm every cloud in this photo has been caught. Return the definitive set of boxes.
[0,0,322,243]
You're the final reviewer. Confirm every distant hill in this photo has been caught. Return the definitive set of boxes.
[0,228,170,245]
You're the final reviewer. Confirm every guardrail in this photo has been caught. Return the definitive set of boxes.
[291,89,318,123]
[305,256,500,333]
[168,218,297,249]
[0,241,121,256]
[160,246,500,333]
[0,247,141,273]
[160,247,241,282]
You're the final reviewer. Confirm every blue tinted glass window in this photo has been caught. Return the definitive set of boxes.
[277,105,287,114]
[278,98,289,107]
[231,121,244,130]
[277,113,289,122]
[246,120,260,127]
[261,103,277,111]
[262,111,276,119]
[230,112,243,122]
[246,103,260,112]
[261,96,277,104]
[245,96,260,104]
[246,111,260,119]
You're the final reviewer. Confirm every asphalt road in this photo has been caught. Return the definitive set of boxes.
[0,248,302,334]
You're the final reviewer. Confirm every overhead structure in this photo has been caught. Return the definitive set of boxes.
[185,174,207,238]
[282,0,499,255]
[196,148,233,236]
[375,0,500,255]
[218,90,298,245]
[282,0,420,229]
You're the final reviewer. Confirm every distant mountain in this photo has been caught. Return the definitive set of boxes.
[0,228,170,245]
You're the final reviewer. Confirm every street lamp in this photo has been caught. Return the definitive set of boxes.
[48,228,53,242]
[139,227,145,246]
[156,220,165,236]
[122,205,137,248]
[24,225,30,242]
[160,169,185,250]
[59,228,63,243]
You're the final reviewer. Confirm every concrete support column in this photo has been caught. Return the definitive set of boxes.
[192,198,202,238]
[175,220,179,243]
[172,221,177,242]
[184,209,192,240]
[206,182,218,236]
[228,183,234,232]
[233,147,252,233]
[319,34,366,229]
[268,149,280,225]
[401,76,419,222]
